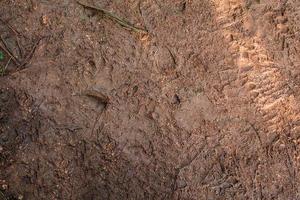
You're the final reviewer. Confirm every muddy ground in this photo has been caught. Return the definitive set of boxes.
[0,0,300,199]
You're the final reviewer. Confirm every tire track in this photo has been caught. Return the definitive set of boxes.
[213,0,299,143]
[212,1,300,198]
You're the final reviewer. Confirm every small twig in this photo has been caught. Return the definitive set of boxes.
[20,38,41,68]
[0,18,21,36]
[0,57,12,75]
[0,190,7,200]
[15,37,24,58]
[8,38,41,75]
[0,36,21,65]
[77,0,148,34]
[166,46,177,66]
[0,18,24,58]
[91,110,105,136]
[83,89,109,136]
[83,89,109,105]
[247,121,262,146]
[55,124,83,132]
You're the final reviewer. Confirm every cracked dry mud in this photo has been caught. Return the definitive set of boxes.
[1,0,300,199]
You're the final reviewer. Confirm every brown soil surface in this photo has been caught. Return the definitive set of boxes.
[1,0,300,199]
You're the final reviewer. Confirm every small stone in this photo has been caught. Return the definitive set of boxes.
[250,91,259,98]
[279,143,286,150]
[151,112,159,120]
[176,179,187,189]
[240,77,248,86]
[171,94,181,105]
[41,15,49,26]
[246,82,256,90]
[277,24,289,33]
[2,184,8,190]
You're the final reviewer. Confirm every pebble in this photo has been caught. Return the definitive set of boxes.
[2,184,8,190]
[176,179,187,189]
[277,24,289,33]
[246,82,256,90]
[250,91,259,98]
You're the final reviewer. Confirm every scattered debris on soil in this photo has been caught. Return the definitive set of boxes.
[1,0,300,199]
[77,1,148,34]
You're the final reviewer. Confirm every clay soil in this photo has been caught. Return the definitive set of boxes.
[1,0,300,199]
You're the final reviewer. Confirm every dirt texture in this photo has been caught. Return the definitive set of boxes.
[1,0,300,199]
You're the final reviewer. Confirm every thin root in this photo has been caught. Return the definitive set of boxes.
[77,0,148,34]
